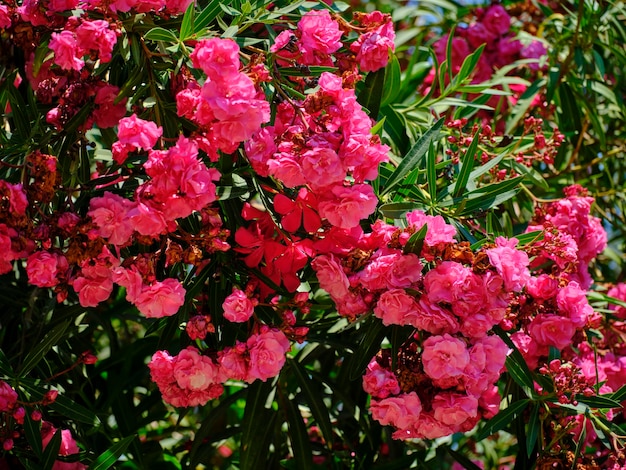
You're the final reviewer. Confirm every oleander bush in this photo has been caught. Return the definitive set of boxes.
[0,0,625,468]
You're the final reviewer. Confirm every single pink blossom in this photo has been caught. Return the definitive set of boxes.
[373,289,421,327]
[422,334,470,382]
[49,30,84,71]
[134,278,186,318]
[222,289,255,323]
[297,9,342,55]
[362,360,400,399]
[246,328,291,382]
[26,251,68,288]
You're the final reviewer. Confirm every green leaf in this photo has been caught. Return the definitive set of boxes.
[558,82,582,137]
[240,380,276,470]
[426,141,437,201]
[348,317,387,381]
[608,384,626,403]
[476,399,530,441]
[193,0,224,33]
[453,43,485,88]
[23,411,43,459]
[381,54,402,107]
[288,358,334,450]
[526,403,540,458]
[495,327,535,396]
[403,224,427,256]
[20,320,71,375]
[576,395,623,410]
[452,129,479,198]
[42,429,62,470]
[0,349,14,378]
[381,118,444,196]
[358,67,386,120]
[514,231,544,246]
[89,435,135,470]
[143,27,179,43]
[285,396,313,470]
[49,394,100,426]
[456,177,524,216]
[448,448,483,470]
[277,66,338,77]
[378,202,424,219]
[506,78,546,135]
[179,2,195,41]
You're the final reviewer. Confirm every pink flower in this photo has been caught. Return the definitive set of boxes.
[556,281,593,328]
[318,184,378,229]
[422,334,470,383]
[267,153,306,188]
[369,392,422,432]
[112,266,143,303]
[0,381,17,412]
[0,5,11,29]
[301,147,346,189]
[362,360,400,399]
[528,314,575,351]
[311,254,350,300]
[26,251,68,288]
[373,289,420,327]
[405,210,456,251]
[432,392,479,431]
[274,189,321,233]
[73,274,114,308]
[246,328,291,382]
[526,274,559,300]
[413,299,460,335]
[482,4,511,36]
[41,422,86,470]
[117,115,162,151]
[134,278,186,318]
[486,237,530,292]
[424,261,471,305]
[92,84,127,129]
[297,10,342,55]
[127,202,167,237]
[88,192,135,246]
[76,20,118,62]
[222,289,255,323]
[186,315,213,341]
[351,27,395,72]
[149,347,224,407]
[191,38,240,78]
[49,31,84,71]
[218,342,249,381]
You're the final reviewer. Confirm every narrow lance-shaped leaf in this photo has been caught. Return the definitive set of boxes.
[476,399,530,441]
[426,141,437,201]
[20,320,70,375]
[90,435,136,470]
[526,402,540,458]
[240,380,276,470]
[403,224,427,256]
[285,396,313,470]
[358,67,386,120]
[179,2,195,41]
[452,129,479,198]
[288,358,334,450]
[382,118,444,196]
[41,429,62,470]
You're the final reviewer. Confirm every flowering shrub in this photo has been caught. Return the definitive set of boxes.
[0,0,625,468]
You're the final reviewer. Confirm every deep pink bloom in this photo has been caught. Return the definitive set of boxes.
[373,289,420,327]
[117,115,162,151]
[88,192,135,246]
[413,298,460,335]
[222,289,255,323]
[218,342,249,381]
[526,274,559,300]
[486,237,530,292]
[274,189,321,233]
[432,392,479,431]
[311,254,350,300]
[134,278,186,318]
[318,184,378,229]
[405,210,456,251]
[297,10,342,55]
[482,4,511,36]
[73,274,113,308]
[191,38,240,78]
[186,315,213,341]
[362,360,400,399]
[351,26,395,72]
[0,381,17,412]
[246,328,291,382]
[92,84,127,129]
[422,334,470,383]
[301,147,346,189]
[0,5,11,29]
[41,423,86,470]
[556,281,594,328]
[26,251,68,288]
[370,392,422,433]
[49,31,84,71]
[528,314,575,351]
[76,20,118,62]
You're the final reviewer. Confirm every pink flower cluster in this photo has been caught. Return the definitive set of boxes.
[527,184,607,289]
[271,9,395,73]
[149,327,291,407]
[177,38,271,156]
[431,4,547,84]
